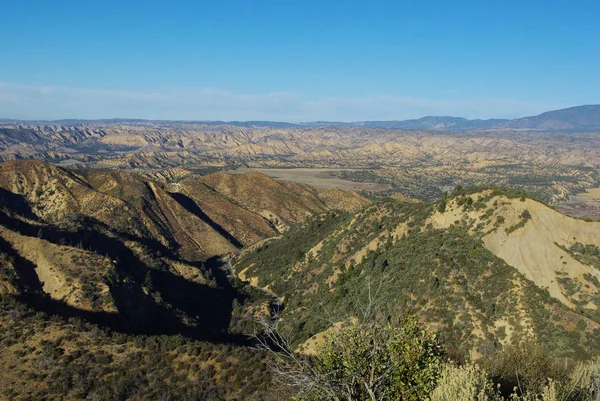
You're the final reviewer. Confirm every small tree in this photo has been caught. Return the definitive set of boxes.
[452,185,465,197]
[438,199,447,213]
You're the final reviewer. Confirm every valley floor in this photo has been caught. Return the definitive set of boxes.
[225,167,393,192]
[556,187,600,220]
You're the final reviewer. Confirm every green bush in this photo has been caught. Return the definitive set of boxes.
[292,315,444,401]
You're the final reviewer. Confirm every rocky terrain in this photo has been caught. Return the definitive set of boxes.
[3,123,600,170]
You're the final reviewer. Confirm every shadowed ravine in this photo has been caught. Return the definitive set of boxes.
[0,208,253,345]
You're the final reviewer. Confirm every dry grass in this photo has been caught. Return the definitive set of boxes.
[430,363,493,401]
[431,360,600,401]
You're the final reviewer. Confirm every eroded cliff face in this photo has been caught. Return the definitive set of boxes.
[3,124,600,168]
[428,191,600,309]
[2,123,599,203]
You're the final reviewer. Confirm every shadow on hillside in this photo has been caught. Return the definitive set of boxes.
[169,192,243,248]
[0,188,39,220]
[0,206,251,345]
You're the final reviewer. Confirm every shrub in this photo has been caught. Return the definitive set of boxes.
[430,363,496,401]
[438,199,447,213]
[481,343,569,397]
[431,359,600,401]
[266,314,444,401]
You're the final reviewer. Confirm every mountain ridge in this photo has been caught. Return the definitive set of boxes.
[0,159,368,338]
[1,161,600,399]
[233,188,600,359]
[2,104,599,131]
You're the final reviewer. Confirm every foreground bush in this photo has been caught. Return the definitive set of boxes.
[260,313,444,401]
[482,343,569,397]
[261,311,600,401]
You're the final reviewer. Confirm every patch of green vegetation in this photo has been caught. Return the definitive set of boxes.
[495,215,505,226]
[437,199,446,213]
[505,210,531,234]
[188,166,225,176]
[557,276,581,298]
[238,210,350,296]
[451,184,534,201]
[550,256,600,326]
[236,198,594,358]
[480,208,494,221]
[566,242,600,270]
[0,296,276,401]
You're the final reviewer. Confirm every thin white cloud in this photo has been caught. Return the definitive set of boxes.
[0,81,564,121]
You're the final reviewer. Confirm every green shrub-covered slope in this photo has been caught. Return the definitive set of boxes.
[234,192,600,360]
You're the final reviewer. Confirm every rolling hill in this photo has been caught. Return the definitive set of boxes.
[501,105,600,130]
[3,104,600,130]
[0,160,369,399]
[233,188,600,360]
[304,105,600,130]
[2,158,600,398]
[1,106,599,207]
[0,160,367,328]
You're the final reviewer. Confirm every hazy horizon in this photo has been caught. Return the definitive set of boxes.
[2,102,598,124]
[1,1,598,121]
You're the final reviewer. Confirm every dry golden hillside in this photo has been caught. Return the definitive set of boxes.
[196,171,370,233]
[316,188,372,212]
[0,161,368,260]
[0,161,236,261]
[0,160,369,327]
[429,190,600,312]
[200,172,327,223]
[167,175,280,246]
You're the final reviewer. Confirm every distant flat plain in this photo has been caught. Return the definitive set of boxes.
[226,168,392,192]
[556,187,600,220]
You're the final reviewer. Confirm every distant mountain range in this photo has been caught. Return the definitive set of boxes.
[300,105,600,131]
[300,117,511,130]
[1,105,599,131]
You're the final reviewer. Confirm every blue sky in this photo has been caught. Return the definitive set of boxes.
[1,0,598,121]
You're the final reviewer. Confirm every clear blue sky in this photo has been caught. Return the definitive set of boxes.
[1,0,598,121]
